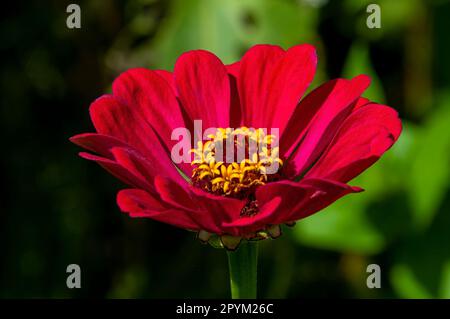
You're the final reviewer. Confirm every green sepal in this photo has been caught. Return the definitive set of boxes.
[208,234,224,249]
[267,225,282,239]
[285,221,296,227]
[197,230,211,244]
[220,235,243,251]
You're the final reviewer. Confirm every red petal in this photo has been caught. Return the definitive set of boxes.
[286,178,362,222]
[227,62,242,128]
[237,44,284,128]
[222,178,361,234]
[69,133,130,159]
[221,197,283,236]
[306,103,402,183]
[283,75,371,178]
[189,187,246,235]
[112,68,192,175]
[151,176,245,235]
[266,44,317,134]
[174,50,230,129]
[153,69,177,95]
[117,189,200,230]
[222,180,310,232]
[90,95,155,153]
[78,152,151,190]
[89,95,186,181]
[353,97,371,110]
[226,61,241,78]
[112,68,184,139]
[154,175,198,212]
[111,147,187,189]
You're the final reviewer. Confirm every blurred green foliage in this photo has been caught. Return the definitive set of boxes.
[1,0,450,298]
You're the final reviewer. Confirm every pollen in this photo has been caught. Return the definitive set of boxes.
[190,127,283,198]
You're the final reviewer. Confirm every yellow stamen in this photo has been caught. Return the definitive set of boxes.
[191,127,283,198]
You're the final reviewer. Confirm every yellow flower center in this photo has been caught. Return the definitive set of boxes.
[190,127,283,199]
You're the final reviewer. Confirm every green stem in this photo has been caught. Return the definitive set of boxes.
[227,242,258,299]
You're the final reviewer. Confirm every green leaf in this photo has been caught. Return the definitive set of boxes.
[408,95,450,229]
[390,264,433,299]
[292,124,415,255]
[390,195,450,298]
[440,261,450,299]
[240,0,318,48]
[151,0,244,67]
[345,0,421,40]
[342,41,386,104]
[293,195,385,255]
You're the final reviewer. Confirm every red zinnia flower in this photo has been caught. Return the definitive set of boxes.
[70,44,401,250]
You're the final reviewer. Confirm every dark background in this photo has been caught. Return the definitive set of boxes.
[1,0,450,298]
